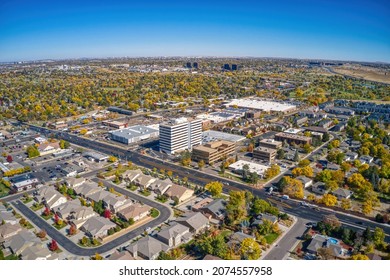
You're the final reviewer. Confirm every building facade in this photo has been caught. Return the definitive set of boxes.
[192,140,235,164]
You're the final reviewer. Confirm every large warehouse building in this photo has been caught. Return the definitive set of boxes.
[226,98,297,113]
[110,125,159,144]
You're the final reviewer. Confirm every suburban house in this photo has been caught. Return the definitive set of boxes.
[327,163,340,171]
[311,182,328,195]
[37,142,61,156]
[86,190,110,203]
[296,176,313,189]
[199,199,227,221]
[252,213,278,227]
[0,223,22,244]
[126,236,169,260]
[191,197,214,212]
[164,184,194,203]
[0,211,18,225]
[20,243,59,260]
[122,169,143,182]
[75,183,101,198]
[148,178,173,195]
[54,200,81,219]
[70,206,97,229]
[359,155,374,165]
[107,251,135,260]
[228,231,255,252]
[307,235,347,259]
[3,230,41,255]
[156,223,192,247]
[102,193,133,213]
[332,188,353,200]
[133,174,157,189]
[35,186,67,209]
[345,152,358,161]
[307,235,327,255]
[175,212,209,234]
[117,203,151,222]
[66,177,86,189]
[80,216,116,239]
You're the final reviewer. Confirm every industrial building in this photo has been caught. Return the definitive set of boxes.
[274,132,312,145]
[253,147,277,162]
[228,160,269,178]
[226,98,297,113]
[110,125,159,145]
[192,140,235,164]
[159,118,202,154]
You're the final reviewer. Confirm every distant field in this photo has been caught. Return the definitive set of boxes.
[332,66,390,84]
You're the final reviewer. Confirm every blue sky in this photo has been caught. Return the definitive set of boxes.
[0,0,389,62]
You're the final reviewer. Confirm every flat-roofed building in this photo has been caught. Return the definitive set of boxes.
[275,132,312,145]
[159,118,202,154]
[253,147,276,162]
[103,120,127,129]
[110,125,159,145]
[229,160,269,178]
[192,140,235,164]
[259,139,283,150]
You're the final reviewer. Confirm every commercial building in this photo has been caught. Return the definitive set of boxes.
[192,140,235,164]
[110,125,159,145]
[103,121,127,129]
[159,118,202,154]
[228,160,269,178]
[10,173,39,192]
[226,98,297,113]
[259,139,283,150]
[202,130,245,143]
[275,132,312,145]
[253,147,276,162]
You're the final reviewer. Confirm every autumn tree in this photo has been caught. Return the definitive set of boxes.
[198,160,205,170]
[340,198,352,210]
[103,209,111,219]
[49,239,59,251]
[37,230,47,239]
[320,194,338,206]
[205,181,223,197]
[264,164,280,179]
[280,176,304,199]
[350,254,369,260]
[226,191,247,225]
[240,238,261,260]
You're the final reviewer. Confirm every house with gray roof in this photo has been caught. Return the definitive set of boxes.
[70,206,97,229]
[133,174,157,189]
[117,203,151,222]
[66,177,86,189]
[3,230,41,255]
[296,176,313,189]
[0,223,22,244]
[332,188,353,199]
[86,190,110,203]
[20,243,59,260]
[126,236,169,260]
[175,212,209,234]
[312,182,328,195]
[54,200,81,220]
[148,178,173,195]
[200,198,226,221]
[81,216,116,239]
[75,182,101,198]
[0,211,18,225]
[121,169,143,182]
[102,193,132,213]
[107,250,135,260]
[307,235,327,255]
[156,223,192,247]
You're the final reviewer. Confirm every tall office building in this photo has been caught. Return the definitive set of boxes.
[159,118,202,154]
[231,64,238,71]
[223,64,231,70]
[186,62,192,68]
[193,62,198,69]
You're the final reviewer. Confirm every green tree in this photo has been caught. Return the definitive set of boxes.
[26,145,40,158]
[226,191,247,224]
[205,181,223,197]
[240,238,261,260]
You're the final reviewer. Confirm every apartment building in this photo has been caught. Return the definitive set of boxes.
[192,140,235,164]
[253,146,276,162]
[159,118,202,154]
[275,132,312,145]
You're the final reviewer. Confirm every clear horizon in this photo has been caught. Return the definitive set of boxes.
[0,0,389,63]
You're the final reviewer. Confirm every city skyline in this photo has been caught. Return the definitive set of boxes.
[0,0,389,62]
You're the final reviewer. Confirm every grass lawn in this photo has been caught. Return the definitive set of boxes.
[20,221,34,230]
[52,222,67,230]
[150,208,159,218]
[79,238,101,247]
[42,213,53,220]
[0,182,10,197]
[128,185,138,191]
[30,203,44,211]
[21,197,33,204]
[139,189,151,197]
[265,233,280,244]
[155,195,168,203]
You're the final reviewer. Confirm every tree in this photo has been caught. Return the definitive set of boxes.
[298,159,310,167]
[292,166,313,178]
[103,209,111,219]
[303,143,312,154]
[276,149,285,159]
[317,247,333,260]
[264,164,280,180]
[293,150,299,162]
[240,238,261,260]
[280,176,304,199]
[92,252,103,260]
[69,224,77,235]
[372,227,385,249]
[249,172,259,185]
[59,139,70,149]
[320,194,338,206]
[323,214,341,229]
[226,191,247,224]
[108,156,117,163]
[198,234,228,259]
[49,239,58,251]
[252,198,270,215]
[43,207,51,217]
[37,230,47,239]
[205,181,223,197]
[242,164,250,181]
[198,160,205,170]
[347,173,372,197]
[167,170,173,178]
[6,155,13,163]
[247,143,254,153]
[350,254,369,260]
[340,198,352,210]
[322,132,330,142]
[26,145,40,158]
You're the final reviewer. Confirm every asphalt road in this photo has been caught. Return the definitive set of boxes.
[28,124,390,236]
[263,218,309,260]
[11,181,172,257]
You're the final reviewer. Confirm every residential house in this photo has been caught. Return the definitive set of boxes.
[133,174,157,189]
[0,223,22,244]
[126,236,169,260]
[327,163,340,171]
[191,197,214,212]
[54,200,81,220]
[107,251,135,260]
[345,152,358,161]
[228,231,255,252]
[3,230,41,255]
[252,213,278,227]
[86,190,110,203]
[35,186,67,210]
[296,176,313,189]
[156,223,192,247]
[307,235,327,255]
[75,183,101,198]
[148,178,172,195]
[20,243,59,260]
[121,169,143,182]
[102,193,132,213]
[199,199,226,221]
[80,216,116,239]
[332,188,353,200]
[66,177,86,189]
[311,182,328,195]
[70,206,97,229]
[175,212,209,234]
[359,155,374,165]
[117,203,151,222]
[164,184,194,203]
[0,211,18,225]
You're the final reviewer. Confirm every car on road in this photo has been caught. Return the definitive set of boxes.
[282,195,289,200]
[300,201,308,207]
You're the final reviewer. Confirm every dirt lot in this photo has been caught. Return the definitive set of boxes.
[332,65,390,84]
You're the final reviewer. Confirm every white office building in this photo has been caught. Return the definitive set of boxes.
[159,118,202,154]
